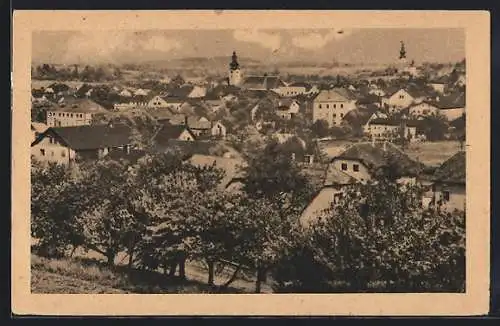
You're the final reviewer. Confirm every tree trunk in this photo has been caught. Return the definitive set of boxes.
[207,260,215,286]
[222,266,241,288]
[69,245,78,258]
[179,257,186,280]
[127,248,135,270]
[105,250,116,267]
[168,261,177,277]
[255,267,265,293]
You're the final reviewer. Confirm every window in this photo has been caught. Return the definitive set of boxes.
[61,150,66,157]
[353,164,360,172]
[333,104,336,108]
[326,104,329,109]
[333,113,336,118]
[51,151,54,157]
[341,163,348,171]
[70,113,73,118]
[340,104,344,108]
[319,104,322,108]
[443,191,450,201]
[40,149,45,156]
[340,113,344,118]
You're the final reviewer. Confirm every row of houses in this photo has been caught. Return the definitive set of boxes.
[300,142,466,227]
[31,121,466,229]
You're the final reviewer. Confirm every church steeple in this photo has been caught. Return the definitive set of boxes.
[399,41,407,60]
[230,51,240,71]
[228,51,242,87]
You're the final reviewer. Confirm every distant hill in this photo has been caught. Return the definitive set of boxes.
[140,56,262,69]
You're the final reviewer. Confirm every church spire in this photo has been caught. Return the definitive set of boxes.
[230,51,240,71]
[399,41,407,60]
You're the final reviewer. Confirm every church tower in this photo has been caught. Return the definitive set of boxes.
[228,51,242,87]
[398,41,408,66]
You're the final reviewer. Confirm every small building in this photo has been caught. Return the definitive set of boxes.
[312,88,357,127]
[363,116,418,142]
[428,77,448,94]
[113,95,149,111]
[381,88,423,113]
[45,97,108,127]
[434,92,466,121]
[299,165,356,227]
[147,95,185,111]
[408,101,440,118]
[300,141,424,226]
[31,123,133,165]
[151,122,197,152]
[426,151,466,212]
[276,82,313,97]
[275,99,300,120]
[187,154,247,192]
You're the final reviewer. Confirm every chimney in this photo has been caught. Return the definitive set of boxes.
[184,115,188,126]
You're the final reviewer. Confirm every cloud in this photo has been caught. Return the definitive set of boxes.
[139,35,182,53]
[291,29,352,50]
[59,31,182,64]
[233,29,281,52]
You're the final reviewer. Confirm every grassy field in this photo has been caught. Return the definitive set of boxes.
[403,141,462,167]
[31,252,271,294]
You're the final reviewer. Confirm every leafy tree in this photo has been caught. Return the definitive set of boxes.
[273,179,465,293]
[420,113,449,141]
[133,152,225,278]
[241,138,314,204]
[73,158,148,266]
[310,119,330,138]
[31,161,87,257]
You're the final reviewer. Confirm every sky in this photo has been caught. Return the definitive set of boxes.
[32,28,465,66]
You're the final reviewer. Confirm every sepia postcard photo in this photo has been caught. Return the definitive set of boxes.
[12,10,490,316]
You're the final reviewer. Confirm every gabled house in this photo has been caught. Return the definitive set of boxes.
[299,141,425,226]
[312,88,357,127]
[433,92,466,121]
[31,123,133,165]
[363,117,419,142]
[147,95,185,111]
[187,154,247,192]
[424,151,466,212]
[151,122,197,152]
[428,77,449,94]
[276,82,313,97]
[299,164,356,227]
[113,95,149,111]
[275,98,301,120]
[45,97,108,127]
[408,101,440,118]
[381,88,427,113]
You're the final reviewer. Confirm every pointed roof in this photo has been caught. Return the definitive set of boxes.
[433,151,465,184]
[313,87,357,102]
[32,124,133,150]
[335,142,425,176]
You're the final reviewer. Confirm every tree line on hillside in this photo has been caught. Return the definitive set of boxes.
[31,139,465,293]
[32,64,123,82]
